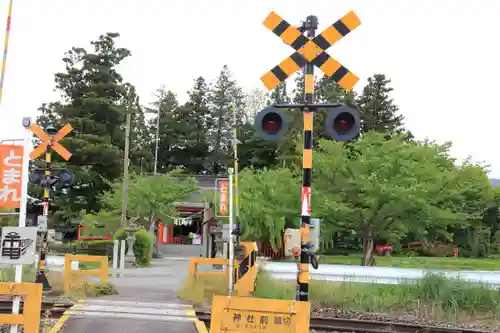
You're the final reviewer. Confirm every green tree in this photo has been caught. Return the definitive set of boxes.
[316,76,357,107]
[35,33,136,223]
[243,88,267,124]
[237,123,279,170]
[81,210,121,235]
[483,186,500,251]
[206,65,245,174]
[101,173,199,256]
[180,77,211,173]
[314,132,471,266]
[291,71,305,104]
[102,173,199,226]
[273,74,305,169]
[356,74,407,136]
[267,82,290,105]
[130,102,153,174]
[238,168,299,249]
[148,87,179,172]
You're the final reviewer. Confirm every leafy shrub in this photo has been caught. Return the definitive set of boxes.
[114,228,129,254]
[133,229,153,267]
[90,282,118,295]
[49,240,114,257]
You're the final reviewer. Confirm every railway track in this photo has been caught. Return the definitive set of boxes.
[195,310,493,333]
[0,299,73,318]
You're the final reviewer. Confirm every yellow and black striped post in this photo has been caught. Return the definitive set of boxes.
[258,10,362,302]
[297,17,317,303]
[35,143,52,290]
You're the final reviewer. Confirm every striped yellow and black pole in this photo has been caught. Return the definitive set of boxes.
[36,144,52,290]
[43,146,51,217]
[0,0,13,105]
[297,17,317,303]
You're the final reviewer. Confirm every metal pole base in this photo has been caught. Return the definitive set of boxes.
[35,270,51,291]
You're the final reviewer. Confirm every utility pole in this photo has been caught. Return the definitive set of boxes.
[227,167,234,295]
[153,111,160,175]
[232,103,239,217]
[121,111,131,228]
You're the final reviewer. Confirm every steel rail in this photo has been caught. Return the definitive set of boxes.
[195,310,493,333]
[0,299,73,318]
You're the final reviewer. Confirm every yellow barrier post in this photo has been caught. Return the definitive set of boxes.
[64,254,109,293]
[189,257,235,279]
[234,242,258,297]
[0,282,42,333]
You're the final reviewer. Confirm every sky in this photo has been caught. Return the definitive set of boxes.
[0,0,499,176]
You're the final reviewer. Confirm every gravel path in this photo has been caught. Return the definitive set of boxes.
[313,308,500,332]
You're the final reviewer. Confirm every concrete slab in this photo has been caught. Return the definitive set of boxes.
[159,244,201,258]
[60,299,196,332]
[61,317,196,333]
[58,258,196,333]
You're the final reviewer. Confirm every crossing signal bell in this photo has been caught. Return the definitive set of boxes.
[325,106,361,141]
[254,107,289,141]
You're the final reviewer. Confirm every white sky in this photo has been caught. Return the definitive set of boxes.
[1,0,499,176]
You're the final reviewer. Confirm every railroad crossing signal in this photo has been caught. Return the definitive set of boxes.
[256,11,362,142]
[29,124,73,161]
[261,10,361,91]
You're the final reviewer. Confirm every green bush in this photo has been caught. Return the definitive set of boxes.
[113,229,127,241]
[133,229,153,267]
[49,240,114,257]
[114,228,129,254]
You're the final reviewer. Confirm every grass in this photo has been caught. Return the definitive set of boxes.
[79,261,106,270]
[178,275,228,307]
[316,255,500,271]
[0,264,117,299]
[178,273,500,324]
[0,264,118,332]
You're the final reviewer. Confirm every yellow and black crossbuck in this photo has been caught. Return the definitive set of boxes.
[261,10,361,92]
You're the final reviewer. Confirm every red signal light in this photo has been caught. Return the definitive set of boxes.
[333,112,355,134]
[262,113,282,134]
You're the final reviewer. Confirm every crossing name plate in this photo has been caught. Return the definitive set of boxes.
[211,295,310,333]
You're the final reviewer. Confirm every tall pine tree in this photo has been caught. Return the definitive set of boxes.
[356,74,406,135]
[182,77,211,173]
[268,82,290,105]
[148,87,179,172]
[35,33,135,222]
[206,65,245,174]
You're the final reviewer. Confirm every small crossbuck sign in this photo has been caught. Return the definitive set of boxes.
[261,11,361,91]
[29,124,73,160]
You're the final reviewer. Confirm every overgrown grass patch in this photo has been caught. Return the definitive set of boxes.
[317,255,500,271]
[178,271,500,323]
[0,265,118,299]
[254,273,500,322]
[177,275,228,307]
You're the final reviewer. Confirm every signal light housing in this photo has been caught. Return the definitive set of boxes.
[29,169,75,189]
[325,106,361,141]
[254,107,289,141]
